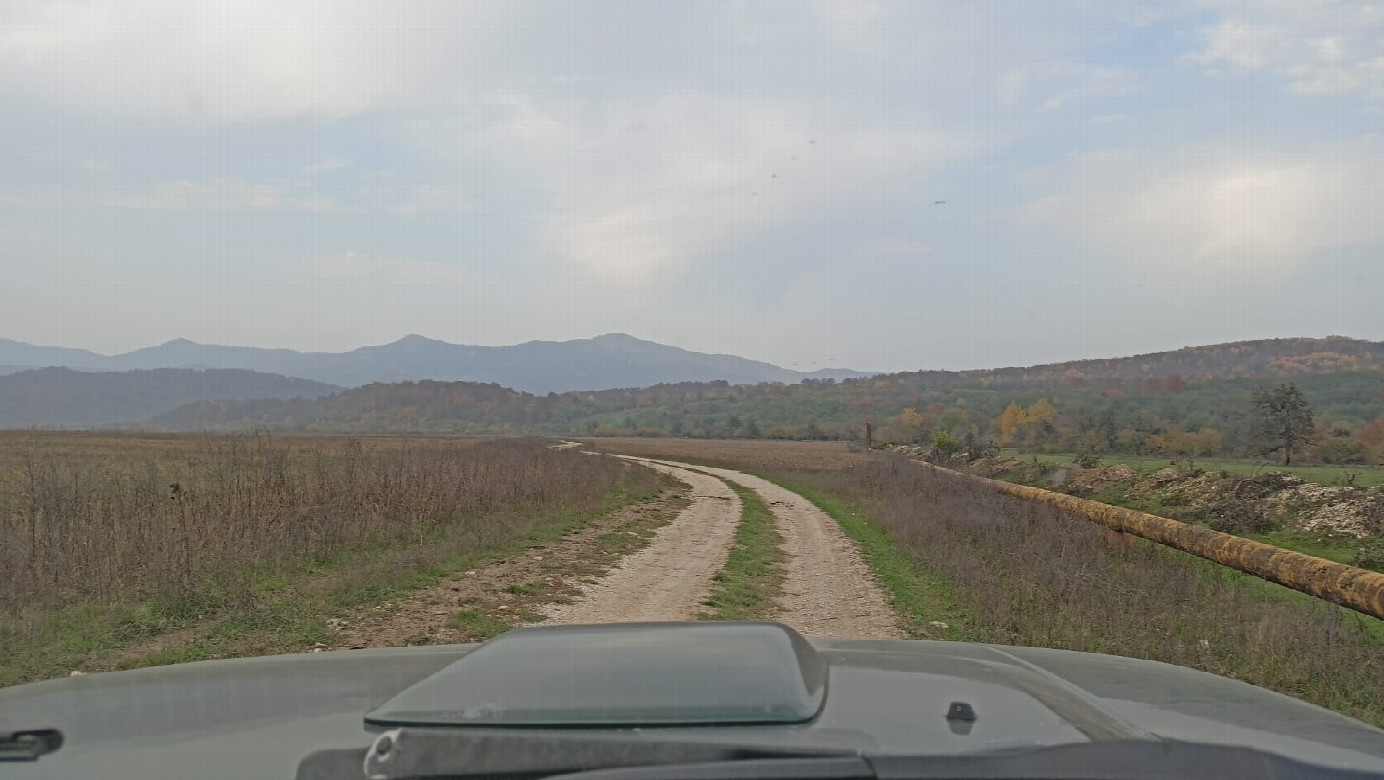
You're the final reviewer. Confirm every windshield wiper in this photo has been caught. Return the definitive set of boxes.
[0,729,63,762]
[295,728,858,780]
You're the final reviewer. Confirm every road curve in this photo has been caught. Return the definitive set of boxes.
[539,460,742,624]
[546,454,903,639]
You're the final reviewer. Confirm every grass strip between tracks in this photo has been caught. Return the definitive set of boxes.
[757,475,978,642]
[698,481,785,621]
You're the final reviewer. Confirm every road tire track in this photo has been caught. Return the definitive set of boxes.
[651,461,904,639]
[540,460,742,624]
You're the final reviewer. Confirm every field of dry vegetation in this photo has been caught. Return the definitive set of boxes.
[592,437,1384,727]
[10,431,1384,727]
[0,432,658,685]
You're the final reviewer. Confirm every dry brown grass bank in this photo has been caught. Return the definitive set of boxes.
[790,456,1384,726]
[587,439,1384,725]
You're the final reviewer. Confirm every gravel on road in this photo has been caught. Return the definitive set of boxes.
[539,460,742,624]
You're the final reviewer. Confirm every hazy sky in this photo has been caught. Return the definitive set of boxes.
[3,1,1382,372]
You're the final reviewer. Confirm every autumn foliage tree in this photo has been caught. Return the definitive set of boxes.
[899,407,930,443]
[996,403,1028,444]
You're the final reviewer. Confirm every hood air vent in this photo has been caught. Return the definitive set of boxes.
[366,622,827,728]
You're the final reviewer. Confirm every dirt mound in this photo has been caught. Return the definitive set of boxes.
[1138,466,1186,490]
[967,456,1021,478]
[1231,472,1307,501]
[968,455,1384,540]
[1064,464,1138,496]
[1262,484,1384,538]
[1159,470,1379,538]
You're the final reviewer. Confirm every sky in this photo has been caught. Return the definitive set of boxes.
[2,1,1382,373]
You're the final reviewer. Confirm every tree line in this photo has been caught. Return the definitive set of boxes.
[152,365,1384,465]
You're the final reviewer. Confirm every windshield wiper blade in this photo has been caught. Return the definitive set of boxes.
[295,728,858,780]
[0,729,64,762]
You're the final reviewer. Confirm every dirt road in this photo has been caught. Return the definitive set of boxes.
[541,461,742,624]
[689,464,904,639]
[543,457,903,638]
[321,454,903,646]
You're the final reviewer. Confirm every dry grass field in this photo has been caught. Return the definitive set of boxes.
[10,432,1384,726]
[0,432,657,684]
[592,437,1384,727]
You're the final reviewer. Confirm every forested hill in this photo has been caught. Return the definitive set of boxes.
[914,336,1384,388]
[0,368,340,427]
[151,337,1384,464]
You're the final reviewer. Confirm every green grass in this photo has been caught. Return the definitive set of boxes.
[698,482,784,621]
[1024,452,1384,487]
[1171,540,1384,643]
[447,609,511,640]
[757,475,977,642]
[1241,529,1384,575]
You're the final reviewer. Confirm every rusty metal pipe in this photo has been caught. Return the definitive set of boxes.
[915,461,1384,621]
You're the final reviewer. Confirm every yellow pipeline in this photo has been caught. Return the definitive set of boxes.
[917,461,1384,621]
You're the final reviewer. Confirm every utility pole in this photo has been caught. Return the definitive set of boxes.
[865,418,873,450]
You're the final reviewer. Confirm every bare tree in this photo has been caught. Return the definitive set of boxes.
[1252,383,1317,466]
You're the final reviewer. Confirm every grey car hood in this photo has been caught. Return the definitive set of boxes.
[4,628,1384,778]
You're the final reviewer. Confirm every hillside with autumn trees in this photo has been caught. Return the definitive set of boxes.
[151,337,1384,465]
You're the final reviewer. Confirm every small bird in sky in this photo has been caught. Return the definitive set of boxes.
[771,173,778,178]
[934,200,947,205]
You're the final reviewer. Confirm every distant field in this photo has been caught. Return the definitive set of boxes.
[1020,451,1384,488]
[584,437,870,471]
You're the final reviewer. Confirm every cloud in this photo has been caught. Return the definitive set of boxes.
[468,93,978,283]
[1183,1,1384,99]
[0,1,490,122]
[389,185,475,216]
[861,240,932,260]
[1038,65,1139,113]
[1023,140,1384,276]
[299,252,472,286]
[95,179,341,212]
[303,157,350,175]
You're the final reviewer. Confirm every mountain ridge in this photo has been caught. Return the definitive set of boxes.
[0,333,876,393]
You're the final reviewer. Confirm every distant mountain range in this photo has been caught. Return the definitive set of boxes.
[0,334,875,394]
[145,336,1384,440]
[4,335,1382,433]
[0,368,339,428]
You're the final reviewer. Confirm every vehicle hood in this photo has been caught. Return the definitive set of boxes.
[4,633,1384,778]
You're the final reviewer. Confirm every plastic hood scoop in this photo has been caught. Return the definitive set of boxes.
[365,622,827,728]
